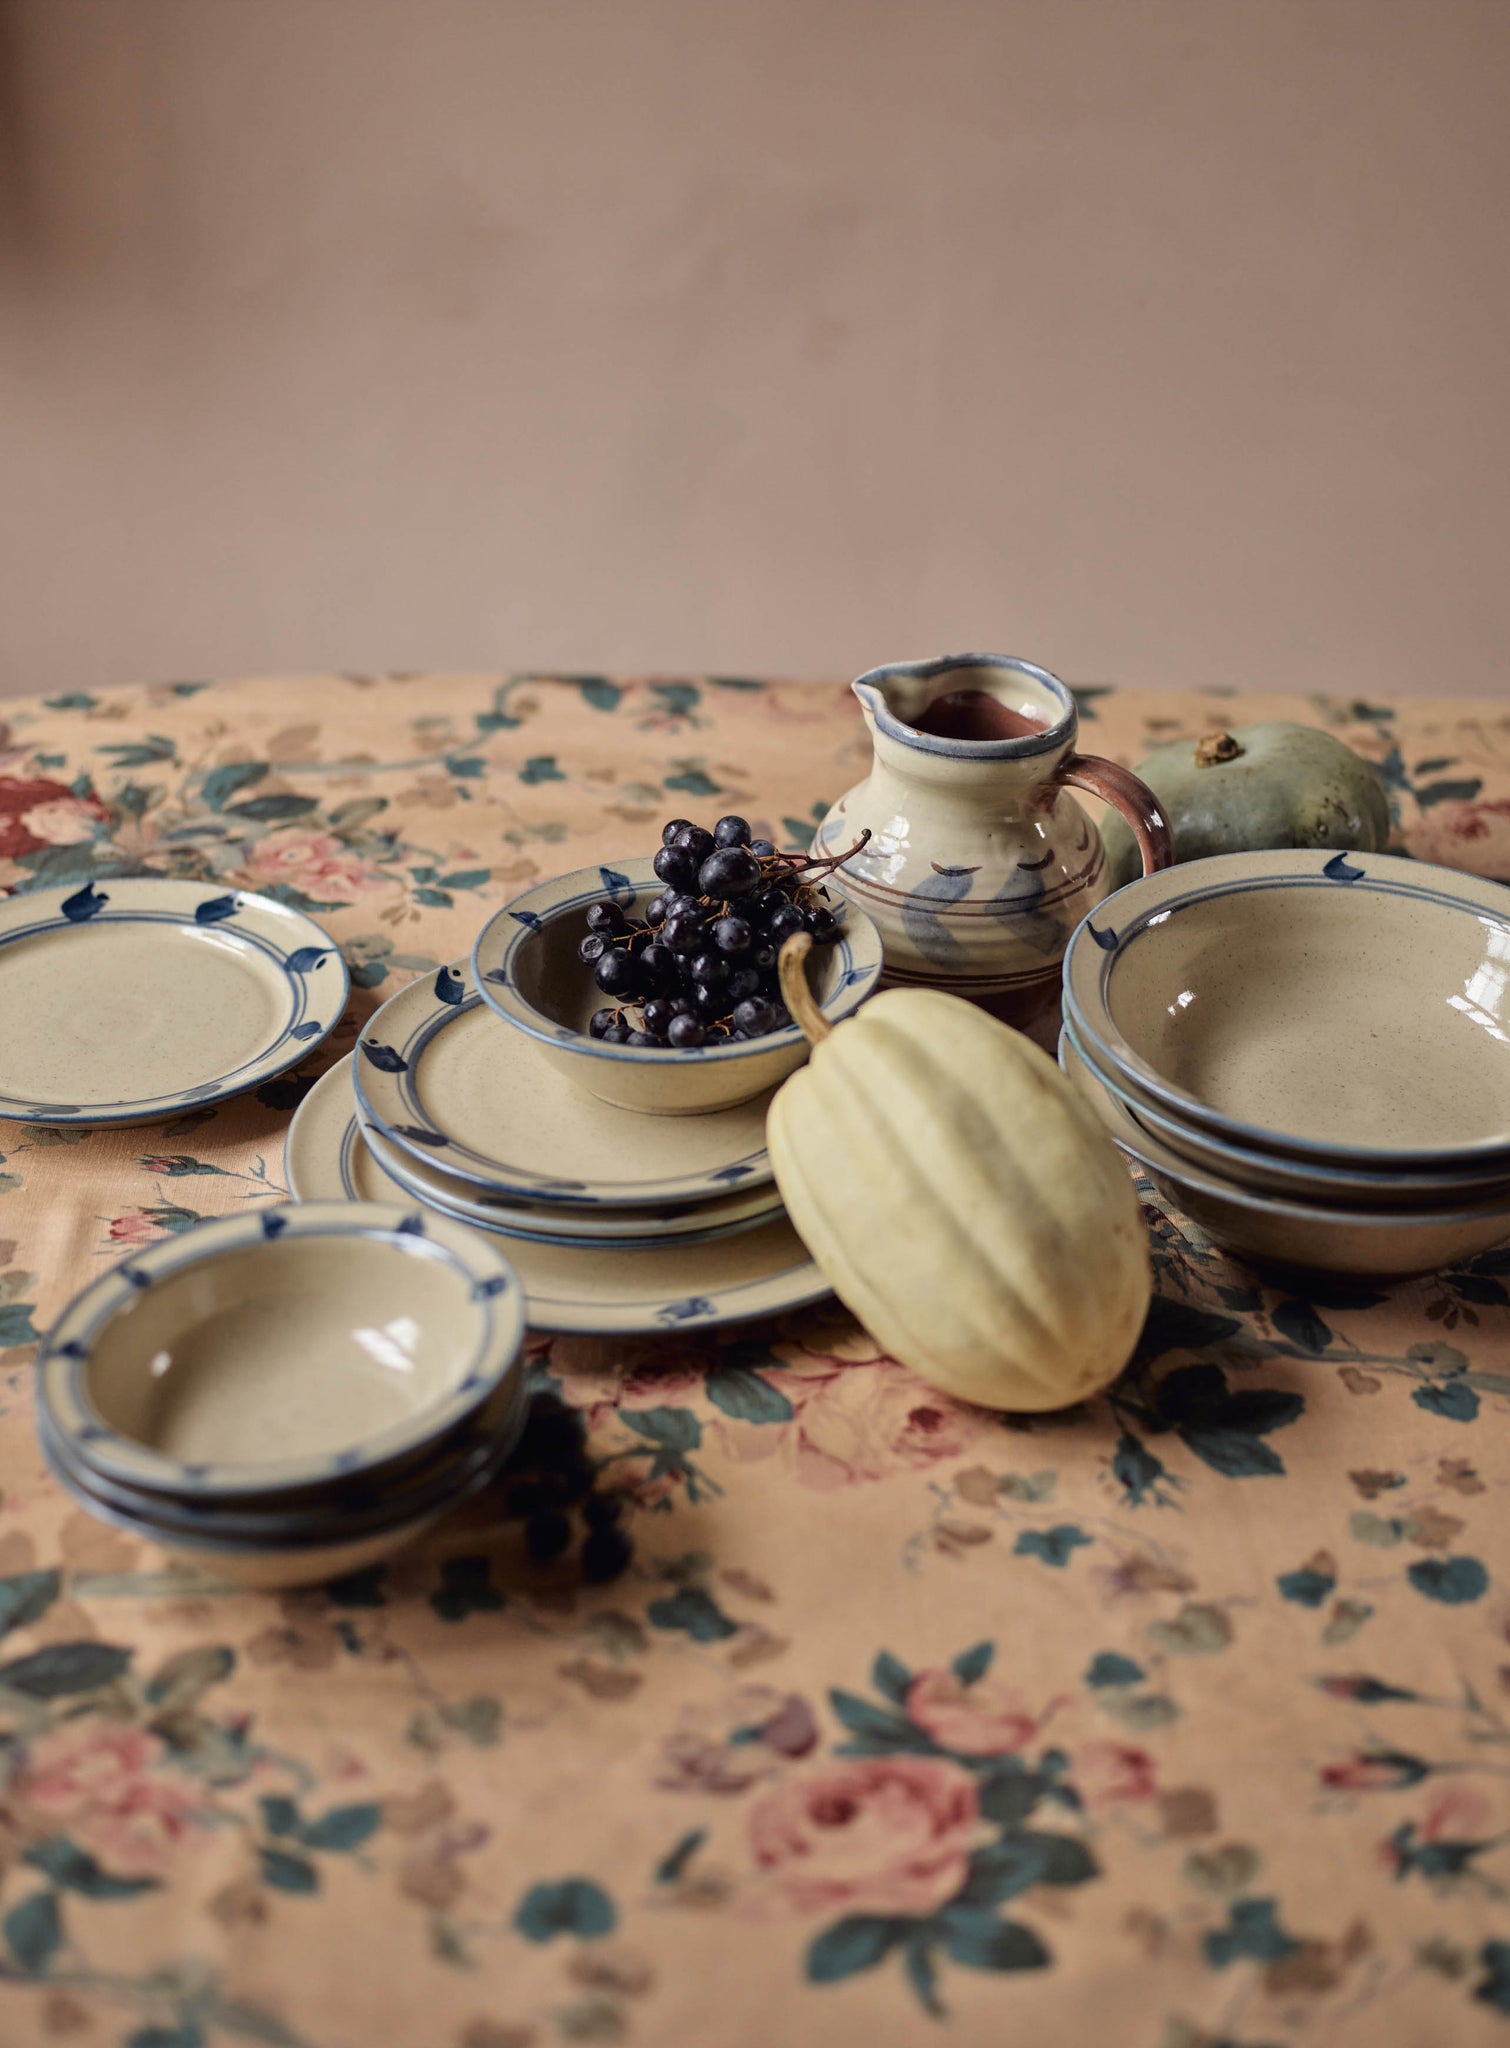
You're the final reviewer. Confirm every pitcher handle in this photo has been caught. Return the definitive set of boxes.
[1057,754,1175,875]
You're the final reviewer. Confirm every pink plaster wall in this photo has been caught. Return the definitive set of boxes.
[1,0,1506,700]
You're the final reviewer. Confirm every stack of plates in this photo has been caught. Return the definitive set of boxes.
[35,1203,530,1588]
[286,958,833,1334]
[1060,849,1510,1274]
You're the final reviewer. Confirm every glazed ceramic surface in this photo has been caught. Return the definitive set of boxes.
[365,1118,781,1250]
[471,858,884,1114]
[289,1078,829,1334]
[1064,849,1510,1166]
[0,877,348,1125]
[810,654,1173,1023]
[355,966,778,1203]
[290,1060,784,1240]
[39,1203,526,1497]
[1061,1015,1510,1207]
[1059,1031,1510,1276]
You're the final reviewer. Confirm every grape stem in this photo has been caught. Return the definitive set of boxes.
[777,932,831,1046]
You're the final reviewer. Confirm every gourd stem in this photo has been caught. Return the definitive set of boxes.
[778,933,831,1045]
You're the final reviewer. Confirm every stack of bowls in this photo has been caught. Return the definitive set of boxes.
[35,1203,528,1587]
[1060,849,1510,1275]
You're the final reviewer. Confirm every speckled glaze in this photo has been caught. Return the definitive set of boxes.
[0,877,348,1125]
[286,1062,830,1336]
[38,1202,526,1498]
[471,857,883,1115]
[1059,1030,1510,1276]
[1064,849,1510,1166]
[811,655,1173,1022]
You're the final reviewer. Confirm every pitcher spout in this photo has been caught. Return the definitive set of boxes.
[852,654,1077,759]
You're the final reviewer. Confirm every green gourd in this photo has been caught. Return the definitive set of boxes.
[1098,722,1391,890]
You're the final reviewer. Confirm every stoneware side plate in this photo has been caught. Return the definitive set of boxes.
[0,878,350,1126]
[287,1068,831,1334]
[1059,1030,1510,1276]
[1063,850,1510,1167]
[38,1201,526,1497]
[354,964,777,1204]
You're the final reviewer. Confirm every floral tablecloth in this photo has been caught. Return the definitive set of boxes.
[0,672,1508,2048]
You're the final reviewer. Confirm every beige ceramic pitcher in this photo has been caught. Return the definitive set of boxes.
[812,654,1174,1025]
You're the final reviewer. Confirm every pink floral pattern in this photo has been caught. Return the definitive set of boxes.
[749,1756,985,1917]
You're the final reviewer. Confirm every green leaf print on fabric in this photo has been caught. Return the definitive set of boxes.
[514,1878,616,1943]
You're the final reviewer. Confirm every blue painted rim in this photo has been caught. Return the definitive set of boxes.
[327,1108,829,1333]
[1059,1025,1510,1234]
[354,962,780,1206]
[0,879,350,1124]
[38,1200,526,1498]
[469,856,884,1065]
[853,653,1075,761]
[1064,851,1510,1167]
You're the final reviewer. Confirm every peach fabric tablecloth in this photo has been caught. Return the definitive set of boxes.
[0,672,1508,2048]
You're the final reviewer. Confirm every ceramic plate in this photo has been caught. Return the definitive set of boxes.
[0,877,349,1126]
[361,1105,784,1242]
[287,1065,829,1334]
[353,964,777,1205]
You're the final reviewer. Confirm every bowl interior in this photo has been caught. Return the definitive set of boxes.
[1105,878,1510,1152]
[83,1234,486,1468]
[512,881,847,1044]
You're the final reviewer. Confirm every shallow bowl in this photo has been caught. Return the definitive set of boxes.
[1059,1031,1510,1276]
[38,1202,526,1502]
[1062,1017,1510,1208]
[1063,850,1510,1170]
[471,857,884,1115]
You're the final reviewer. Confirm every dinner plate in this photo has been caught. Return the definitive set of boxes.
[360,1105,785,1242]
[286,1063,829,1334]
[0,877,348,1126]
[353,964,776,1206]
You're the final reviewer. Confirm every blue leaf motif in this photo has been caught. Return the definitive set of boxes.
[598,865,634,901]
[194,893,239,924]
[1087,920,1118,951]
[1085,1651,1144,1689]
[1204,1897,1300,1967]
[61,881,108,922]
[284,946,330,973]
[508,909,544,930]
[259,1212,288,1238]
[360,1041,409,1074]
[806,1916,908,1985]
[290,1020,323,1040]
[871,1651,913,1703]
[952,1641,994,1685]
[645,1588,738,1642]
[390,1124,449,1147]
[1277,1565,1336,1608]
[657,1296,716,1324]
[710,1164,756,1183]
[705,1366,794,1424]
[899,868,973,966]
[1412,1381,1479,1423]
[481,967,509,985]
[472,1274,511,1298]
[1324,852,1365,881]
[434,965,466,1006]
[1407,1556,1488,1604]
[1014,1525,1092,1567]
[3,1889,62,1972]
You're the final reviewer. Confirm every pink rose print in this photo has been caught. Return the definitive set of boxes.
[720,1340,983,1490]
[107,1211,165,1247]
[749,1755,986,1917]
[904,1668,1041,1757]
[0,776,108,859]
[1409,796,1510,880]
[11,1723,208,1876]
[240,829,379,897]
[1073,1741,1158,1807]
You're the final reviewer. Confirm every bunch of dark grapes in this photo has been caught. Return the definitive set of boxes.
[501,1390,633,1583]
[578,814,867,1050]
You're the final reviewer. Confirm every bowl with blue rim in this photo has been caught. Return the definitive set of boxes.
[36,1202,528,1516]
[471,855,884,1115]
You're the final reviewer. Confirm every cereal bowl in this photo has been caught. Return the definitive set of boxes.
[1059,1030,1510,1276]
[1063,850,1510,1169]
[471,857,884,1114]
[38,1202,526,1501]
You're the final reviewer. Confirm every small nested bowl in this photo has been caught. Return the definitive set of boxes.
[471,856,884,1115]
